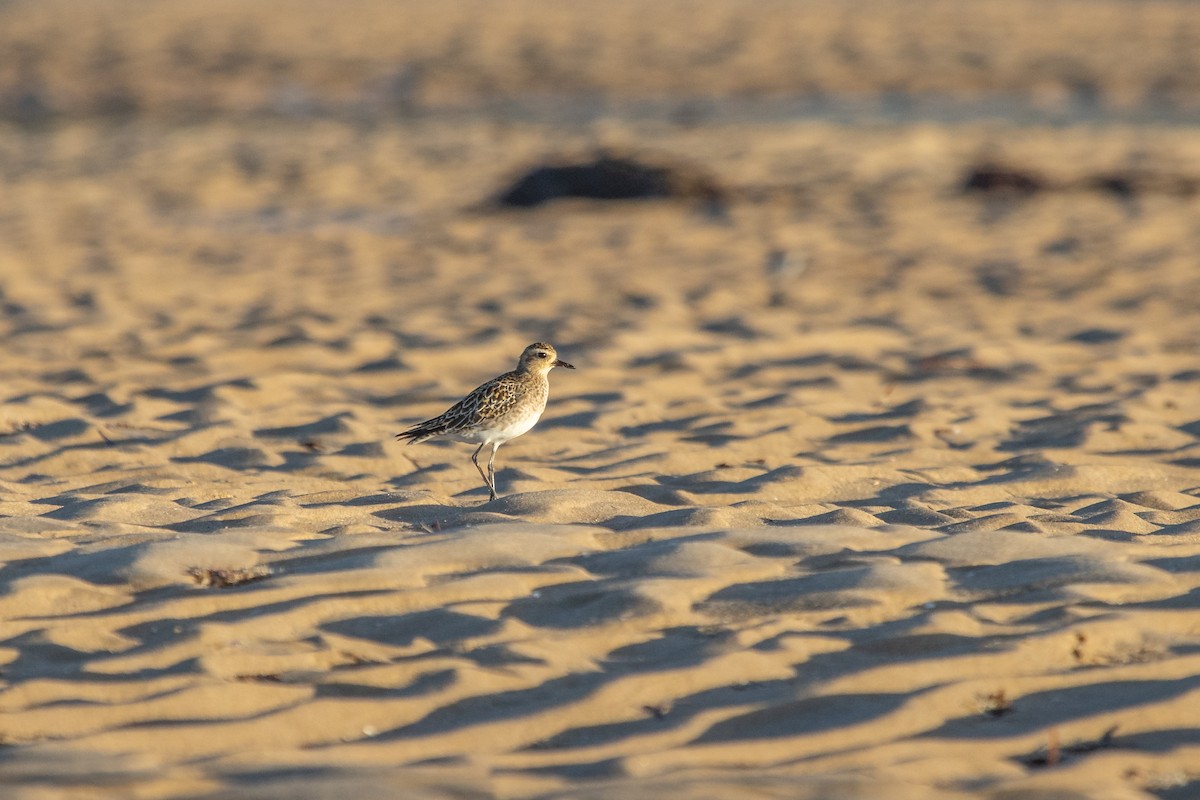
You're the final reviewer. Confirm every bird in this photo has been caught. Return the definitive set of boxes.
[396,342,575,501]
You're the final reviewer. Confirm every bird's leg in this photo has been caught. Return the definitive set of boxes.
[470,444,490,497]
[486,442,501,501]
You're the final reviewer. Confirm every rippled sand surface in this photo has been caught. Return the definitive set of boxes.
[2,2,1200,798]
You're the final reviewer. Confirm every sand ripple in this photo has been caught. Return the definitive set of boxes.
[1,11,1200,795]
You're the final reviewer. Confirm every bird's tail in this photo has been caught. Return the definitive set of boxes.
[395,420,442,444]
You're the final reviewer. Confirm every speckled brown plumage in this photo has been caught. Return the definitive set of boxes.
[396,342,574,501]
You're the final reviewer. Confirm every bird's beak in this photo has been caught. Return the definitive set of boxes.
[554,359,575,369]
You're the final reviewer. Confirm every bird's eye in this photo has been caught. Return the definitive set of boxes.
[536,352,548,358]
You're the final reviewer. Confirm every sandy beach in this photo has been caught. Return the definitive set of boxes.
[1,2,1199,798]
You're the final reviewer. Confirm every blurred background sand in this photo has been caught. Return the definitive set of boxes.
[1,1,1200,798]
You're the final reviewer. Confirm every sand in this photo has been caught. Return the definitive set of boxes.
[1,2,1200,798]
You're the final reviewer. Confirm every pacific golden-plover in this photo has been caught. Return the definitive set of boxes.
[396,342,575,501]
